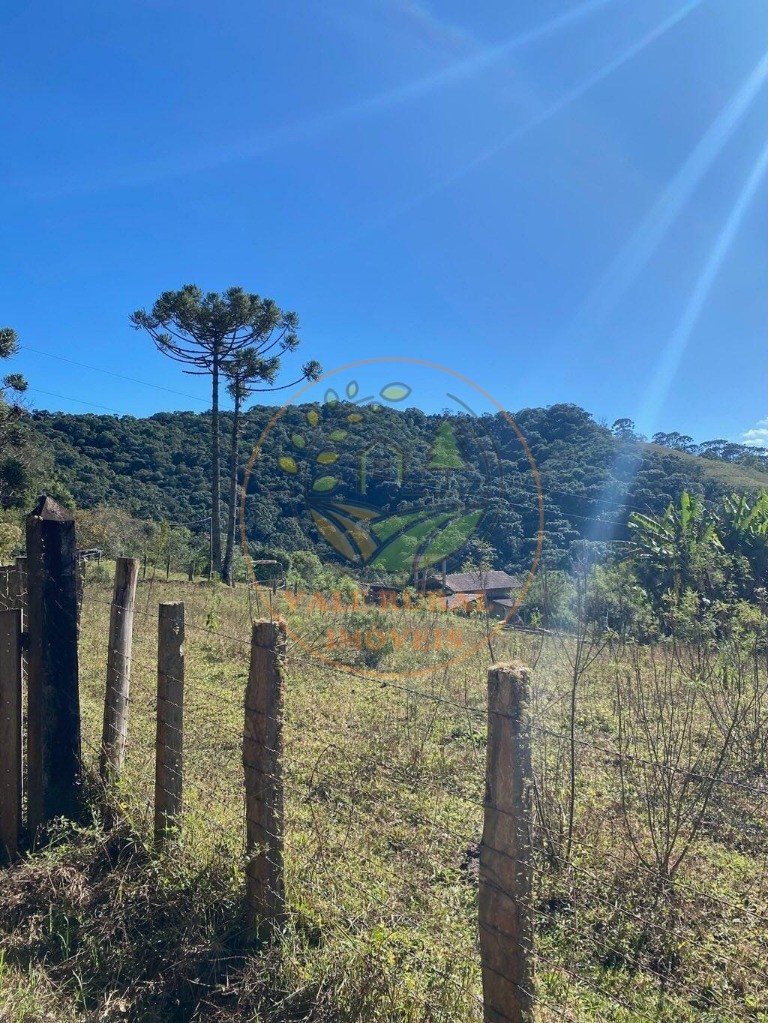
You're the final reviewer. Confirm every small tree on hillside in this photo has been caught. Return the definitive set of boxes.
[130,285,319,577]
[611,417,637,441]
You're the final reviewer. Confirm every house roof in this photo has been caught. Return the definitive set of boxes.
[443,570,520,593]
[444,592,483,610]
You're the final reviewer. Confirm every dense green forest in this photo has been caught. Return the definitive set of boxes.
[31,401,767,575]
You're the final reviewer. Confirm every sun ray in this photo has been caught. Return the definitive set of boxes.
[34,0,621,198]
[582,137,768,541]
[354,0,702,237]
[326,0,621,114]
[578,49,768,328]
[641,138,768,430]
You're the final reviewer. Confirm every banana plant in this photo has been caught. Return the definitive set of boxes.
[718,492,768,598]
[628,492,720,598]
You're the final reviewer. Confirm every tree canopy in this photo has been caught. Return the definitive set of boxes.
[29,401,767,579]
[130,285,320,578]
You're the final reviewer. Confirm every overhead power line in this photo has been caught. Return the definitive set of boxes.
[23,345,208,405]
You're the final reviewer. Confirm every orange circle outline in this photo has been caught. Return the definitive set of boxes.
[240,357,544,679]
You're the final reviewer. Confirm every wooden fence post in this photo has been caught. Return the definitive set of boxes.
[76,557,86,632]
[0,567,13,611]
[100,558,140,782]
[479,662,534,1023]
[0,609,22,862]
[26,497,81,837]
[154,601,184,849]
[13,556,27,626]
[243,619,286,940]
[14,556,29,689]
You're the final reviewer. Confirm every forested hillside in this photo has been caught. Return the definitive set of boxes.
[32,402,767,573]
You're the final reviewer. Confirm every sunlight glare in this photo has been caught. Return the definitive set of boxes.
[579,50,768,327]
[641,138,768,431]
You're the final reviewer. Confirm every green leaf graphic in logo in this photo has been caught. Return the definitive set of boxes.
[271,375,486,571]
[418,509,484,568]
[370,508,483,571]
[380,383,411,402]
[370,511,430,544]
[428,421,466,470]
[308,499,484,570]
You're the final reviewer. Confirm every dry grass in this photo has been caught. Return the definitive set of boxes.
[0,568,766,1021]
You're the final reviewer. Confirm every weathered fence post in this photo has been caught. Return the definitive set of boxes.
[15,556,29,691]
[99,557,140,782]
[13,556,27,626]
[0,567,13,611]
[479,662,534,1023]
[0,609,22,862]
[243,619,286,940]
[154,601,184,849]
[26,498,81,837]
[76,556,86,632]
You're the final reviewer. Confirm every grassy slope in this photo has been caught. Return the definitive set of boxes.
[0,572,767,1022]
[642,443,768,494]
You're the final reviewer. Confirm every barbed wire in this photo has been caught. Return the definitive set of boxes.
[90,655,768,945]
[61,577,768,1022]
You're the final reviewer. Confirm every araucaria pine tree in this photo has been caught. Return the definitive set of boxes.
[131,286,319,577]
[220,347,321,585]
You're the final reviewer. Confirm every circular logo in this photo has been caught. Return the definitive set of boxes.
[240,358,543,677]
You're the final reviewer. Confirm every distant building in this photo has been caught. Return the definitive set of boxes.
[434,569,520,618]
[77,548,103,562]
[361,568,521,618]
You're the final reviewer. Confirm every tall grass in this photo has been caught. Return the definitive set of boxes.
[0,569,766,1021]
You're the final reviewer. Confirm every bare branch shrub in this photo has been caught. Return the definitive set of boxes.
[615,644,736,882]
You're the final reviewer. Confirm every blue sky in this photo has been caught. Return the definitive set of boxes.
[2,0,766,445]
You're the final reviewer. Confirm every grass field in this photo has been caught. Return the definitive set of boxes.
[1,567,767,1022]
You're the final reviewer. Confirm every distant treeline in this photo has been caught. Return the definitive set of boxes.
[31,402,767,575]
[651,433,766,465]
